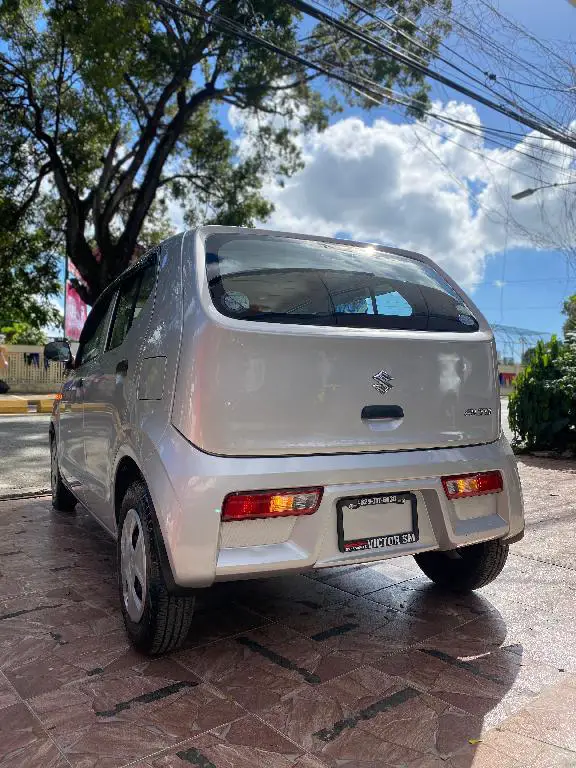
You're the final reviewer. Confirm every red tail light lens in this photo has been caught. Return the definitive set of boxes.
[442,471,503,500]
[222,487,323,521]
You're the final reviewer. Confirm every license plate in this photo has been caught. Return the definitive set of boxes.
[337,492,419,553]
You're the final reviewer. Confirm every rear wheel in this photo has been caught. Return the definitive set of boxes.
[414,539,509,592]
[118,480,195,655]
[50,434,76,513]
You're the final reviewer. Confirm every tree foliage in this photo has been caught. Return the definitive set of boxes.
[0,197,62,335]
[0,0,451,304]
[0,321,47,345]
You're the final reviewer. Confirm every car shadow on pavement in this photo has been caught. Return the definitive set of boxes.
[183,571,523,765]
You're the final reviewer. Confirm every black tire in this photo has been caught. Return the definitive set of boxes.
[50,433,77,513]
[117,480,195,655]
[414,539,509,592]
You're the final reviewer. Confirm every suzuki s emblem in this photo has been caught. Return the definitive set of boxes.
[372,370,394,395]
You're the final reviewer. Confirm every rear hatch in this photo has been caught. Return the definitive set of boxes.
[179,231,500,457]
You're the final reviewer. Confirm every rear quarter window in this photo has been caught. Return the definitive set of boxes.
[205,234,479,333]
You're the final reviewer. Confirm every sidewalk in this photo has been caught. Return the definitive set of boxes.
[0,394,57,414]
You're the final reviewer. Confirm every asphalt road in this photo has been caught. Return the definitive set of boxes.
[0,414,52,498]
[0,400,513,499]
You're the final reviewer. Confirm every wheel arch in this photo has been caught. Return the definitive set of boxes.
[113,450,184,594]
[114,454,144,529]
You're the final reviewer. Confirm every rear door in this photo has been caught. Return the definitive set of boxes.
[174,233,500,457]
[59,293,115,492]
[82,260,157,528]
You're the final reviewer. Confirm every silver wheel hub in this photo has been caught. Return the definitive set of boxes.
[120,508,147,623]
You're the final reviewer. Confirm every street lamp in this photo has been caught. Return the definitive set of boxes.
[511,180,576,200]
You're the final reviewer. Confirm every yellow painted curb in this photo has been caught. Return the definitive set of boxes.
[0,402,28,414]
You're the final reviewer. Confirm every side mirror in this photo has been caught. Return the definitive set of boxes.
[44,340,73,368]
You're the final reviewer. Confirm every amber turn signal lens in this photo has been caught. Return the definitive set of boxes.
[442,471,503,500]
[222,487,323,521]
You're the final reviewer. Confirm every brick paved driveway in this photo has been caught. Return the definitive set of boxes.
[1,457,576,768]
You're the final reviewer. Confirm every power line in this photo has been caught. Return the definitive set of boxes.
[383,0,574,93]
[152,0,392,104]
[155,0,576,155]
[339,0,571,137]
[418,0,574,92]
[475,0,574,71]
[153,0,576,184]
[284,0,576,149]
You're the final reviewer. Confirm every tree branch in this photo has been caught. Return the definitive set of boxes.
[123,74,151,121]
[91,129,122,251]
[24,75,96,289]
[156,171,209,188]
[6,161,52,226]
[100,42,209,229]
[53,35,65,144]
[116,82,217,265]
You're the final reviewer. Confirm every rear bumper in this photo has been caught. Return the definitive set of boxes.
[148,430,524,588]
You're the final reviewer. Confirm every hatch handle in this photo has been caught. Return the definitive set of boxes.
[361,405,404,420]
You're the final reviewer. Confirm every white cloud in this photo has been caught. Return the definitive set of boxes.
[243,100,576,290]
[164,97,576,292]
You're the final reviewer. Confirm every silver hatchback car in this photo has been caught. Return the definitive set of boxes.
[46,227,524,655]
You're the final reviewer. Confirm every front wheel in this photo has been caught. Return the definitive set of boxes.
[118,480,195,655]
[50,434,76,513]
[414,539,509,592]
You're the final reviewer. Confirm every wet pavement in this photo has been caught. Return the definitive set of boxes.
[0,456,576,767]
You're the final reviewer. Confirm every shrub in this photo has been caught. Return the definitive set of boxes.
[508,336,572,451]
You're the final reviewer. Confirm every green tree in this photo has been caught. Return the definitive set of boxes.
[562,294,576,337]
[0,199,62,335]
[0,0,450,304]
[0,322,47,345]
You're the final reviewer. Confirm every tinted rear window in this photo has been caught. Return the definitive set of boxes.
[205,234,479,332]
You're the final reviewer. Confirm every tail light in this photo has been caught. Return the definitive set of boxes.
[222,487,323,521]
[442,471,503,500]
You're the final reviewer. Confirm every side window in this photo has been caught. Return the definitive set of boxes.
[107,259,157,351]
[75,294,114,367]
[132,261,157,322]
[108,274,140,351]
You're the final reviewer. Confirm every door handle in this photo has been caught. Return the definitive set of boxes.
[361,405,404,420]
[116,359,129,376]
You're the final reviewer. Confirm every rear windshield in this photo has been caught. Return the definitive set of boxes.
[205,234,479,332]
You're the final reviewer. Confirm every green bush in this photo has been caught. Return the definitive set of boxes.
[508,336,572,451]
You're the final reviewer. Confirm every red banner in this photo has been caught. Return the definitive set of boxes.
[64,261,88,341]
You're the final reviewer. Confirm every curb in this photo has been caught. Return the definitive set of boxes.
[0,490,51,501]
[0,399,55,415]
